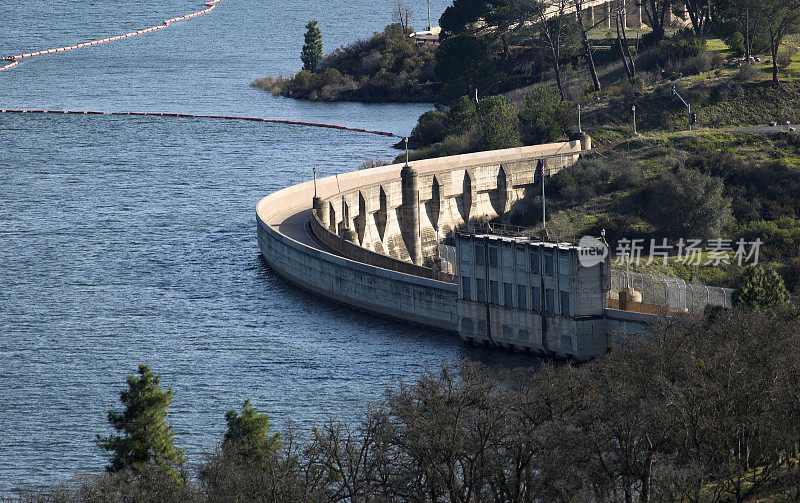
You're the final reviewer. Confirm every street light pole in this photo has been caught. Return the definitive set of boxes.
[671,85,692,131]
[632,105,636,135]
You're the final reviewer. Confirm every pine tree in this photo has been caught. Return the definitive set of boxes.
[733,265,795,315]
[223,399,281,465]
[301,20,323,72]
[97,364,186,479]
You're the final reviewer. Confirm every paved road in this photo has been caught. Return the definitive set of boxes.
[267,205,343,257]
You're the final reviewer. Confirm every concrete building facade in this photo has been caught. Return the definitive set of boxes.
[456,234,610,360]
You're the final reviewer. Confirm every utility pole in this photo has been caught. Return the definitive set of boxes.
[577,104,582,133]
[404,137,409,165]
[427,0,431,31]
[632,105,636,135]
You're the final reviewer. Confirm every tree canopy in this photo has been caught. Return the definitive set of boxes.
[97,364,186,480]
[223,399,282,465]
[301,20,323,72]
[733,264,795,314]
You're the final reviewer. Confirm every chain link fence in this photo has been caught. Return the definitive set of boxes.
[438,244,457,275]
[610,269,734,314]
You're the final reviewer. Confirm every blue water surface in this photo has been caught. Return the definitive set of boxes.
[0,0,534,492]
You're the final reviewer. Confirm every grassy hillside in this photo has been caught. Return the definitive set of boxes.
[500,131,800,290]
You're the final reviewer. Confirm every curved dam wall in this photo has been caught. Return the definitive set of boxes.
[255,139,586,333]
[313,139,587,268]
[256,178,459,332]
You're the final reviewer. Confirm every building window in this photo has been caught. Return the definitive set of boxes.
[460,241,473,263]
[530,252,540,273]
[502,245,514,268]
[560,291,571,316]
[476,278,486,302]
[490,280,499,305]
[517,285,527,310]
[559,253,572,275]
[544,253,554,275]
[475,244,485,265]
[531,286,541,311]
[461,317,474,334]
[488,245,498,266]
[504,282,514,307]
[545,288,555,313]
[461,276,471,301]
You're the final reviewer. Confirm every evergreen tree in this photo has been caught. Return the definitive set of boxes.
[444,95,479,137]
[223,399,282,465]
[477,95,521,151]
[97,364,186,479]
[301,20,323,72]
[734,264,795,315]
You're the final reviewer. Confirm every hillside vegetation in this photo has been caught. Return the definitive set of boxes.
[254,24,438,102]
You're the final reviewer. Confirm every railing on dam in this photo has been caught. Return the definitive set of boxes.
[608,269,734,314]
[310,210,457,283]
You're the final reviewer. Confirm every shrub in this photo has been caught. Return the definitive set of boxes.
[358,157,390,170]
[658,35,707,62]
[476,95,521,151]
[777,46,797,69]
[664,51,723,76]
[610,159,642,190]
[444,95,479,136]
[290,69,318,91]
[638,167,732,240]
[406,133,473,161]
[735,63,760,82]
[724,32,745,57]
[518,87,574,145]
[733,265,795,315]
[320,67,344,87]
[408,110,448,148]
[548,158,611,203]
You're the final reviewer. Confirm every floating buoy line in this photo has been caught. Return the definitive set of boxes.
[1,0,399,138]
[3,0,225,70]
[0,109,398,137]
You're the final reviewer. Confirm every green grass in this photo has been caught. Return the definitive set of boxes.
[703,37,730,54]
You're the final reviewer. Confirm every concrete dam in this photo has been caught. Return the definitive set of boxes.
[256,136,715,359]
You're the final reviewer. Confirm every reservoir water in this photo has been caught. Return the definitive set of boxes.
[0,0,533,492]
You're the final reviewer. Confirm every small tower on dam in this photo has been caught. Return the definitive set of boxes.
[400,160,422,265]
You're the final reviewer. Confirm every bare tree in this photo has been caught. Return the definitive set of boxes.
[572,0,605,92]
[614,0,636,79]
[684,0,712,35]
[528,0,573,99]
[641,0,673,41]
[763,0,800,84]
[393,0,414,33]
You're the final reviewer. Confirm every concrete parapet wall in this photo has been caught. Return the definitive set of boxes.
[605,308,659,338]
[316,140,584,267]
[309,211,456,283]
